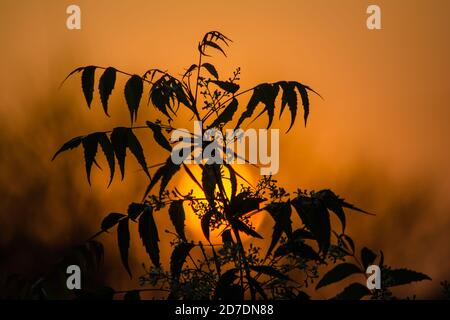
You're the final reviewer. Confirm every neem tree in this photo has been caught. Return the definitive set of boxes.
[53,31,430,300]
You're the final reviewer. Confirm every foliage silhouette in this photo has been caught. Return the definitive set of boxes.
[47,31,435,300]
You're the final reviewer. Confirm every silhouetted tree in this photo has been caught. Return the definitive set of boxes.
[48,31,433,300]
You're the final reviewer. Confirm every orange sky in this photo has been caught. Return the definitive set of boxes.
[1,0,449,298]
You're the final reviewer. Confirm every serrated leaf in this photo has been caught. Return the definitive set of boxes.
[138,207,160,267]
[97,132,115,187]
[250,265,289,281]
[361,247,377,270]
[98,67,116,116]
[110,127,128,180]
[384,268,431,288]
[117,218,131,277]
[295,83,310,126]
[265,202,292,257]
[274,241,321,261]
[169,200,186,241]
[101,212,126,232]
[126,129,150,178]
[316,263,363,290]
[232,219,263,239]
[201,63,219,79]
[209,98,238,129]
[81,66,96,108]
[291,196,331,254]
[236,83,278,129]
[334,283,371,300]
[170,242,195,283]
[146,121,171,151]
[313,189,347,232]
[127,202,147,221]
[210,80,240,94]
[124,75,143,123]
[278,81,298,132]
[82,133,99,185]
[142,157,180,200]
[229,192,265,217]
[52,136,83,160]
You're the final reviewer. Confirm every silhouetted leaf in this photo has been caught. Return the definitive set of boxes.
[250,265,289,281]
[127,202,147,221]
[316,263,363,290]
[200,40,227,57]
[61,66,84,87]
[124,290,140,300]
[224,164,237,200]
[183,64,197,78]
[169,200,186,241]
[341,234,355,254]
[313,189,347,232]
[209,98,238,129]
[202,164,218,205]
[210,80,240,94]
[139,207,160,267]
[334,283,371,300]
[265,202,292,257]
[229,192,265,217]
[52,136,83,160]
[110,127,128,179]
[182,164,203,191]
[278,81,298,132]
[201,210,214,241]
[361,247,377,270]
[221,229,234,245]
[126,129,150,178]
[292,196,331,254]
[124,75,143,123]
[236,83,279,129]
[315,189,372,217]
[81,66,96,108]
[232,219,263,239]
[101,212,126,231]
[384,268,431,288]
[295,83,310,126]
[142,157,180,200]
[146,121,171,151]
[97,132,115,187]
[82,133,99,185]
[202,63,219,79]
[117,218,131,277]
[98,67,116,116]
[274,241,321,261]
[170,243,195,283]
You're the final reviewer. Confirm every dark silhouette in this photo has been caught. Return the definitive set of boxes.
[10,31,434,300]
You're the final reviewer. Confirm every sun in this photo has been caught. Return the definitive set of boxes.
[173,164,265,242]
